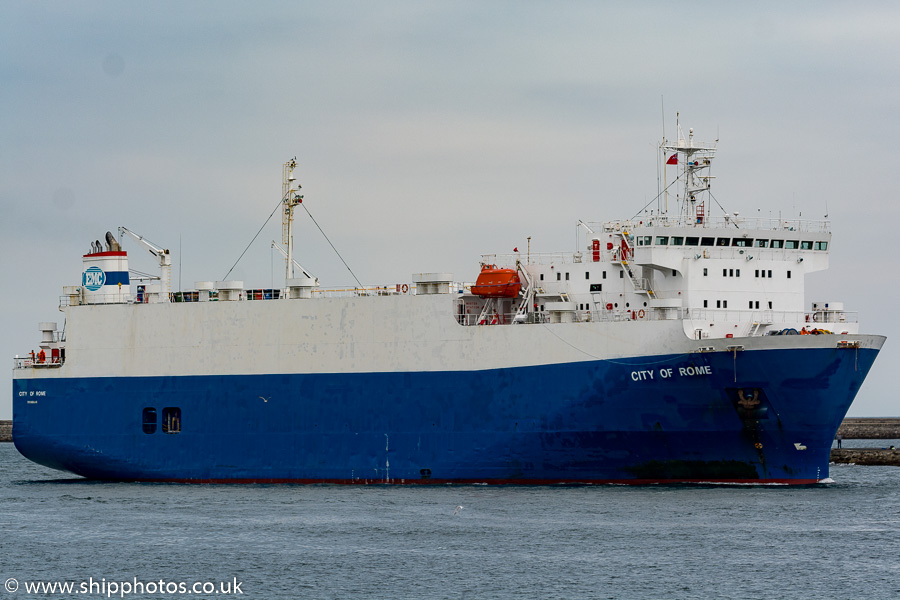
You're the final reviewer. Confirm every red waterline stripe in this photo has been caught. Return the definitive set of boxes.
[130,477,822,486]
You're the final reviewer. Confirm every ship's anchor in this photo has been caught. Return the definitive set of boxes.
[737,389,760,409]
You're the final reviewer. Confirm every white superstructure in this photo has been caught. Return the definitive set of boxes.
[18,123,858,376]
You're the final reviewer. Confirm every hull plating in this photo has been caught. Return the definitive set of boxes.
[13,346,880,484]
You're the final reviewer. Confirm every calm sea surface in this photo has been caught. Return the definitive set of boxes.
[2,442,899,600]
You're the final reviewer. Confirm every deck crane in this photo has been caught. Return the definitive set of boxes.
[271,241,318,286]
[118,226,172,302]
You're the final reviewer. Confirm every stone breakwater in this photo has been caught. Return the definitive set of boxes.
[837,418,900,439]
[0,420,11,442]
[830,448,900,466]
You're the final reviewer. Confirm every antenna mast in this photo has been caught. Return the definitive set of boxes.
[661,118,717,224]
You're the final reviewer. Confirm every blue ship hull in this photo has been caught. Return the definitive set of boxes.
[13,346,879,484]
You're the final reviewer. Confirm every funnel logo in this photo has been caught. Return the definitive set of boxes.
[83,266,106,291]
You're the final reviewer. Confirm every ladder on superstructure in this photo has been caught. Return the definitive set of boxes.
[617,233,655,298]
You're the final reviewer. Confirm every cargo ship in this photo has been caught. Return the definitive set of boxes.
[12,124,885,483]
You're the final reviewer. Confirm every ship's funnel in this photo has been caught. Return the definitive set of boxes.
[82,237,130,305]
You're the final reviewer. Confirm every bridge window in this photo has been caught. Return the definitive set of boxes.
[800,241,813,250]
[162,407,181,434]
[733,238,752,247]
[771,240,784,248]
[142,408,157,434]
[701,237,714,246]
[815,241,828,250]
[671,236,684,245]
[755,239,769,248]
[716,238,730,247]
[784,240,798,249]
[656,236,668,245]
[686,237,699,245]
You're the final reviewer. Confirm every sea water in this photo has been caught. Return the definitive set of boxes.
[1,443,898,600]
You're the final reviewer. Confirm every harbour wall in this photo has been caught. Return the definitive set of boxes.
[830,448,900,466]
[0,420,10,442]
[836,418,900,439]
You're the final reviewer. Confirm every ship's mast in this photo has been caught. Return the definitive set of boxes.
[661,116,717,224]
[281,158,303,282]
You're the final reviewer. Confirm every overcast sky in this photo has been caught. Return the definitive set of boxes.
[2,1,898,418]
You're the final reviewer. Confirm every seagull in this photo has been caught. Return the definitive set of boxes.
[259,396,269,403]
[453,505,463,516]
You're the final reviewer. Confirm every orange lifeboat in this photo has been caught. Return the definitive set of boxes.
[471,264,521,298]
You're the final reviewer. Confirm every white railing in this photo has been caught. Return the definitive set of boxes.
[480,252,576,267]
[588,216,830,234]
[13,355,63,369]
[455,305,858,330]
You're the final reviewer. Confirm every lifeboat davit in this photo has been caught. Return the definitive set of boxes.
[471,264,521,298]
